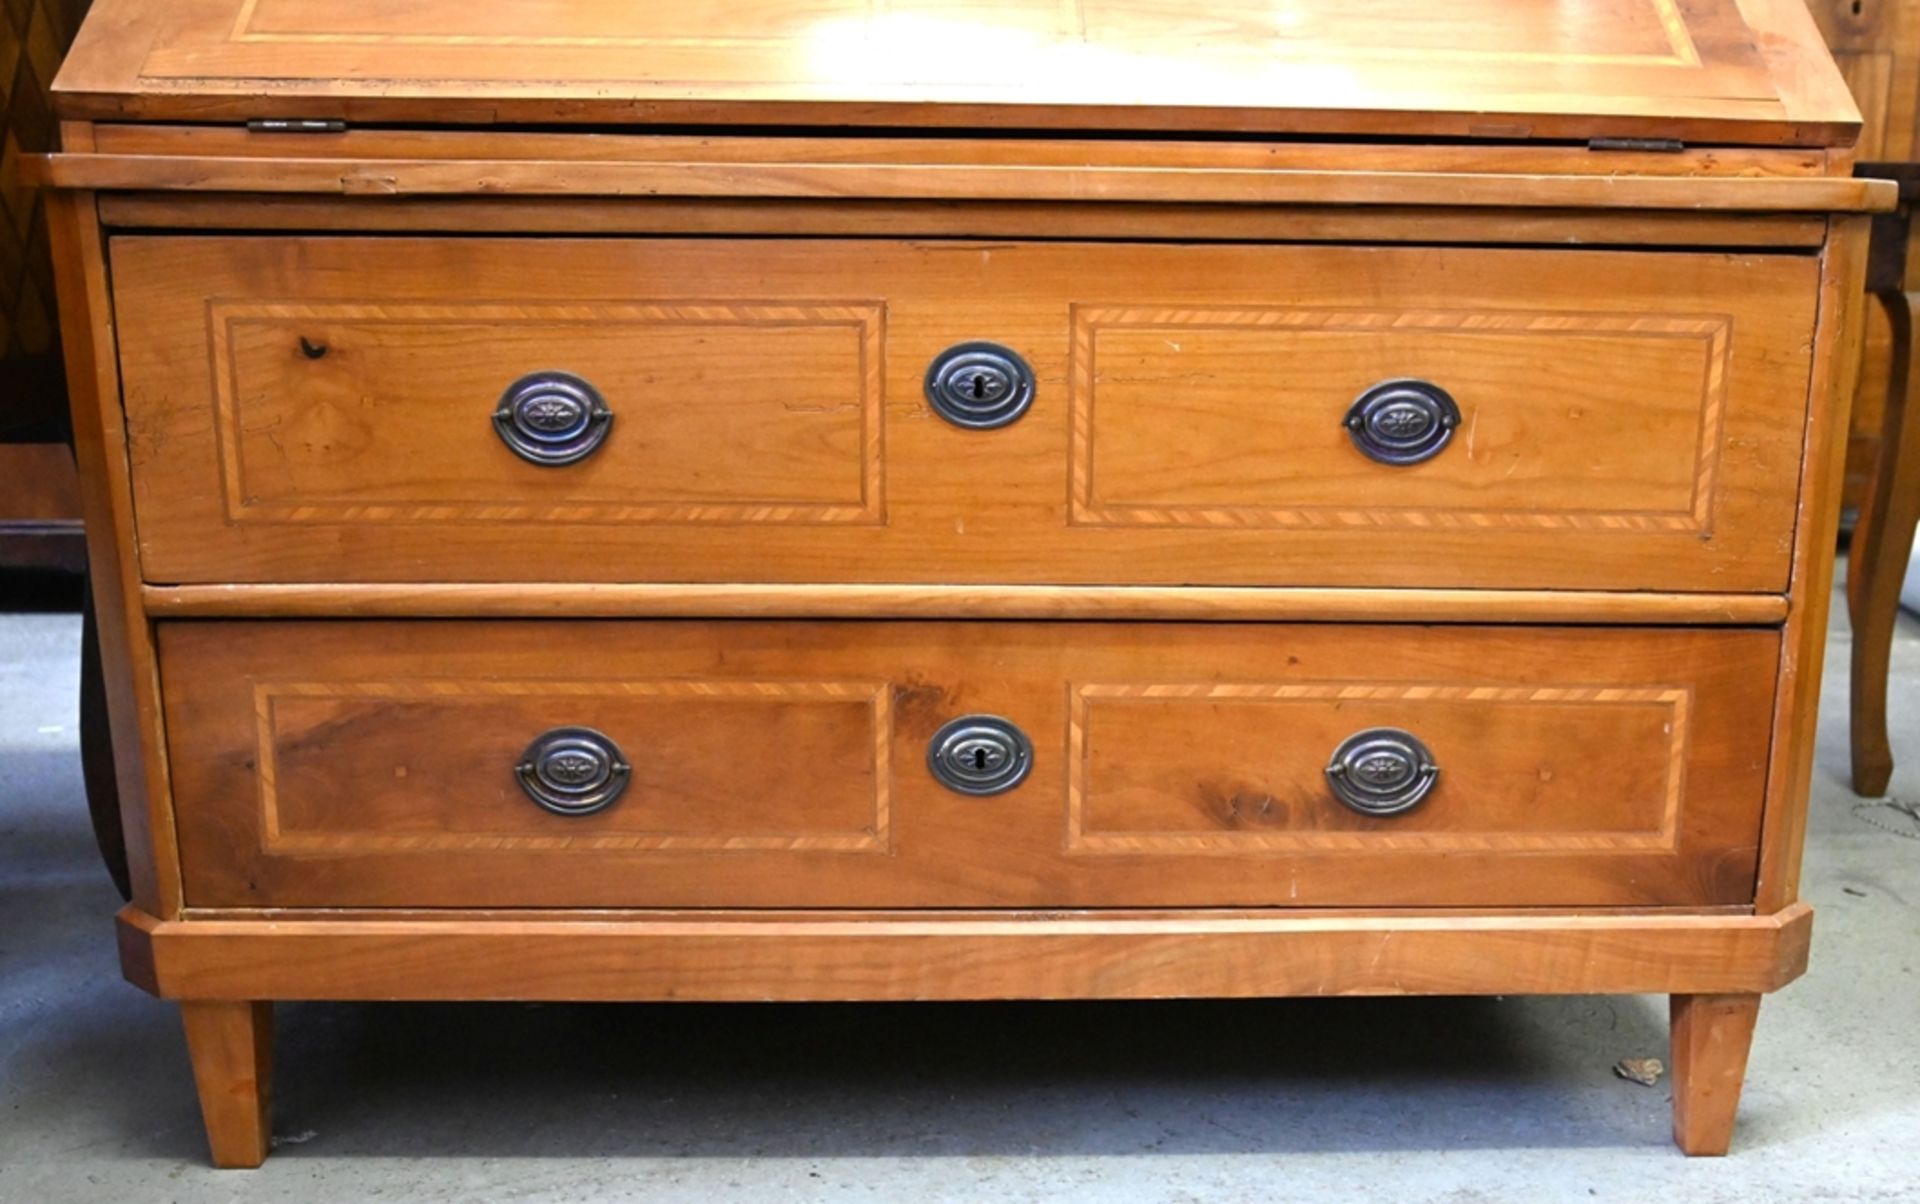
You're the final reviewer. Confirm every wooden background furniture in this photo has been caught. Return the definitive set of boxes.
[1810,1,1920,795]
[0,0,86,574]
[1848,164,1920,795]
[3,0,128,904]
[35,0,1887,1166]
[1813,0,1920,507]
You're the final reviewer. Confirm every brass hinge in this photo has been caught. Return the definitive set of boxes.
[1587,137,1684,153]
[245,118,348,134]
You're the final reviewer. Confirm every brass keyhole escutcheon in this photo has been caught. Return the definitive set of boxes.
[924,342,1036,429]
[927,715,1034,796]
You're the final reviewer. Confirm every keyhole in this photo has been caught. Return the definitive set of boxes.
[972,747,991,770]
[971,373,987,400]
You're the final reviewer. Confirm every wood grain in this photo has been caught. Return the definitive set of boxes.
[47,0,1862,146]
[113,236,1819,592]
[179,1001,272,1169]
[137,583,1793,625]
[0,445,84,572]
[203,298,882,526]
[1810,0,1920,162]
[0,445,80,523]
[82,125,1839,178]
[91,194,1834,249]
[1755,215,1872,912]
[45,180,184,918]
[1807,1,1920,507]
[117,902,1816,1003]
[1070,308,1734,533]
[31,152,1897,212]
[1850,289,1920,795]
[1670,992,1762,1156]
[37,0,1876,1167]
[159,620,1779,910]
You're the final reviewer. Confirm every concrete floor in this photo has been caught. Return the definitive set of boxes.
[1,583,1916,1203]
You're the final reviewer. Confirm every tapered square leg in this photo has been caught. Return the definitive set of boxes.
[1669,993,1760,1156]
[181,1001,274,1168]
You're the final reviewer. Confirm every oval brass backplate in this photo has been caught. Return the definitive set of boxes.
[515,726,632,816]
[1324,727,1440,817]
[924,342,1036,430]
[1343,379,1460,466]
[927,714,1034,795]
[494,370,615,466]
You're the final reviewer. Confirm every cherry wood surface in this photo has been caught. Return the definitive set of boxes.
[1847,185,1920,797]
[33,149,1897,212]
[120,904,1815,1003]
[1809,0,1920,504]
[0,445,83,571]
[33,124,1897,212]
[111,235,1818,592]
[1670,992,1763,1156]
[1814,0,1920,162]
[137,582,1793,625]
[81,125,1842,176]
[158,619,1779,911]
[1755,215,1871,913]
[47,180,184,918]
[89,194,1837,251]
[36,0,1877,1165]
[0,445,79,521]
[179,1001,272,1170]
[49,0,1860,145]
[130,901,1803,1163]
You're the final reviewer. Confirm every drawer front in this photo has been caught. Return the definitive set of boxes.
[161,621,1777,909]
[115,236,1815,591]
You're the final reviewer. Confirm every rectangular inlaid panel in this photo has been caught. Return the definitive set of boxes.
[61,0,1803,141]
[114,236,1816,591]
[224,0,1704,62]
[1071,684,1687,852]
[209,301,880,525]
[161,621,1777,909]
[254,681,889,854]
[1070,309,1729,532]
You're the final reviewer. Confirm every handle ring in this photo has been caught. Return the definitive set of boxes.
[1325,727,1439,817]
[1343,379,1460,466]
[515,726,631,816]
[494,371,614,466]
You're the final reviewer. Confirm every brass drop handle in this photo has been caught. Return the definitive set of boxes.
[515,727,631,816]
[1324,727,1439,817]
[1343,379,1460,466]
[494,371,614,466]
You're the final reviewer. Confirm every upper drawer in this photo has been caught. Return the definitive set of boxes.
[111,236,1817,590]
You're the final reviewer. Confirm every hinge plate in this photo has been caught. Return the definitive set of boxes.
[1587,137,1684,153]
[245,118,347,134]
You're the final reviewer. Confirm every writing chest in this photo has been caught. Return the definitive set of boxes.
[35,0,1888,1165]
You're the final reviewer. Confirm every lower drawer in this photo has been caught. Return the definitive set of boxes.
[159,620,1778,909]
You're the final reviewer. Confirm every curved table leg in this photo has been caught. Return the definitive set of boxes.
[1852,288,1920,797]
